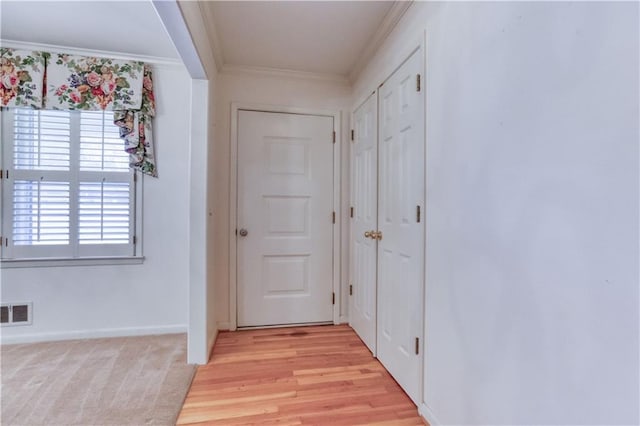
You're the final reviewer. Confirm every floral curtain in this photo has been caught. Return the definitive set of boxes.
[0,48,158,177]
[0,49,47,109]
[46,54,157,176]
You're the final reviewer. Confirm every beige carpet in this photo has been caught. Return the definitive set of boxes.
[1,333,195,426]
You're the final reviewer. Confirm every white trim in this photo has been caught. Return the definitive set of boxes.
[1,256,144,269]
[0,39,183,69]
[221,64,350,86]
[229,102,342,331]
[0,325,187,345]
[229,105,239,331]
[237,321,333,331]
[348,1,414,84]
[338,315,349,325]
[207,327,218,360]
[217,321,231,331]
[419,403,441,426]
[332,112,343,325]
[187,79,209,365]
[421,28,431,417]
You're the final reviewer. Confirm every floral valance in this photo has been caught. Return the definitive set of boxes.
[0,48,157,177]
[0,49,47,108]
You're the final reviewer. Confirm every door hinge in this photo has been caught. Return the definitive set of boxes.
[349,284,353,296]
[133,172,137,183]
[332,211,336,224]
[417,74,421,92]
[417,205,421,223]
[415,337,420,355]
[0,169,3,180]
[133,235,137,245]
[332,131,336,144]
[351,129,354,141]
[350,206,354,218]
[332,292,336,305]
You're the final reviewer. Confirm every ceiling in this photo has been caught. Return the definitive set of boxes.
[203,1,403,79]
[0,1,179,59]
[1,0,408,82]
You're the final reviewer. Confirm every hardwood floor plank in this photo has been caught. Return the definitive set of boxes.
[177,325,426,425]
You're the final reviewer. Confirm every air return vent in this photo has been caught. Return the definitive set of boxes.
[1,303,32,326]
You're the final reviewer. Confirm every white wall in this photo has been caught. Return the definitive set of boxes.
[1,63,193,344]
[354,2,639,424]
[170,0,220,363]
[213,72,352,328]
[206,74,218,351]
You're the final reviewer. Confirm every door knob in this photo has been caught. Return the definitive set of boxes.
[373,231,383,240]
[238,228,248,237]
[364,231,372,238]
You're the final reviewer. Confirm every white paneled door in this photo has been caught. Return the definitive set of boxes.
[376,48,425,405]
[349,92,378,354]
[237,110,334,327]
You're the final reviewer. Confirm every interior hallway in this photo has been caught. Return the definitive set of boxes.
[177,325,426,425]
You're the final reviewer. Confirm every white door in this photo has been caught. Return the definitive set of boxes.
[237,110,334,327]
[349,92,378,353]
[376,48,425,405]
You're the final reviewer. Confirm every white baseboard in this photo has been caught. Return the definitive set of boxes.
[206,327,218,361]
[419,402,441,426]
[218,320,349,330]
[0,324,187,345]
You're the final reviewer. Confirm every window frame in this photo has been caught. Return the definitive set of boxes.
[0,107,143,266]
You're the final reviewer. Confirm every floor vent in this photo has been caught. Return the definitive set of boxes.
[1,303,32,326]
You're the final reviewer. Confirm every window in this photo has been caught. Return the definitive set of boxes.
[1,108,141,261]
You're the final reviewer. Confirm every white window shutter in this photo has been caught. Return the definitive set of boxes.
[14,109,71,171]
[13,180,70,246]
[2,108,137,260]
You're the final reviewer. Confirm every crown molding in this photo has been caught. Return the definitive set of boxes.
[198,1,225,72]
[221,64,351,85]
[348,0,413,83]
[0,39,183,68]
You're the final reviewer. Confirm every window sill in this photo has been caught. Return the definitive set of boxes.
[0,256,145,269]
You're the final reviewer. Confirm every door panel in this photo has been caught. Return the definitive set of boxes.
[376,48,425,405]
[237,110,334,327]
[349,93,378,353]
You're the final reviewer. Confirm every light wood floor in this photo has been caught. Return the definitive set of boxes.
[177,324,426,425]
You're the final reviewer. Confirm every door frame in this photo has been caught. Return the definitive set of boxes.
[229,102,342,331]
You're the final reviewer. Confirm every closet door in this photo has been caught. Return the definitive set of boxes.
[376,48,425,405]
[349,92,378,354]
